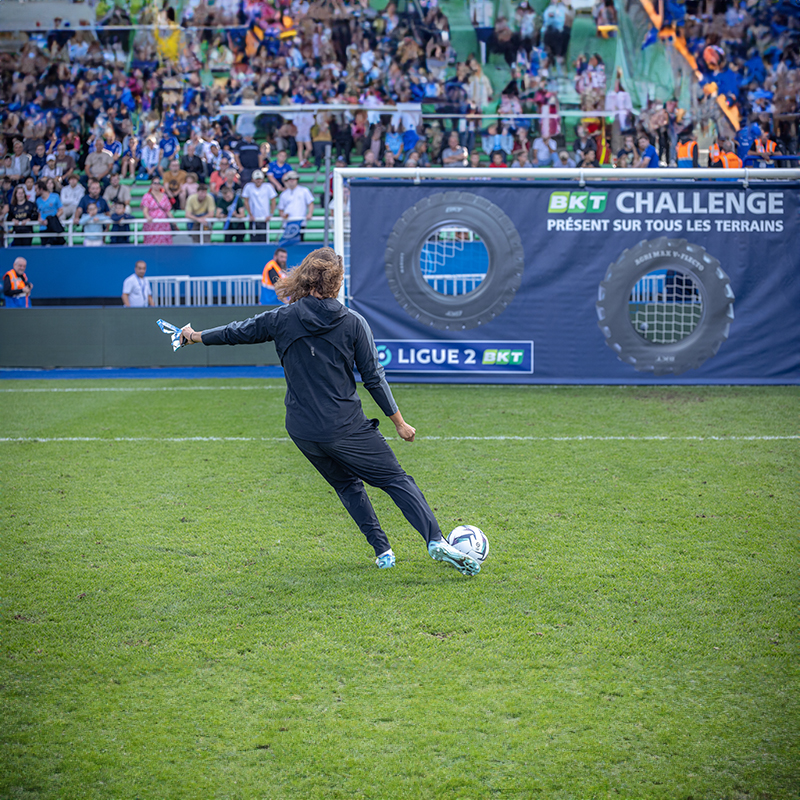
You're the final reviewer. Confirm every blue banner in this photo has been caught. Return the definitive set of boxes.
[5,243,318,299]
[350,180,800,384]
[376,339,533,374]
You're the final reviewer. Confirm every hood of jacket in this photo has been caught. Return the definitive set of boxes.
[294,295,348,336]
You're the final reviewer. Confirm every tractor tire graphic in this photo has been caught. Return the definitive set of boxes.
[384,191,524,330]
[596,237,735,376]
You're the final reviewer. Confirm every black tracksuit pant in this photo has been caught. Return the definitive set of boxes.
[291,417,443,556]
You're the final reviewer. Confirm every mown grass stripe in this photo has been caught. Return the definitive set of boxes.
[1,435,796,443]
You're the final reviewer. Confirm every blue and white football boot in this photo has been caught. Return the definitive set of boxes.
[375,549,396,569]
[428,539,480,576]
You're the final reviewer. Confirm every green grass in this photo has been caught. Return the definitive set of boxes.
[2,382,798,799]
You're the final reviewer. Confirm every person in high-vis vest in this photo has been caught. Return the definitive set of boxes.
[3,257,32,308]
[707,134,725,166]
[715,140,743,169]
[676,130,699,168]
[749,127,778,166]
[260,247,288,305]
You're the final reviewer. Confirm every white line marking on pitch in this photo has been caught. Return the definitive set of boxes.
[0,435,796,443]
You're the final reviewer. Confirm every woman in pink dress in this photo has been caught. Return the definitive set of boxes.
[140,177,173,244]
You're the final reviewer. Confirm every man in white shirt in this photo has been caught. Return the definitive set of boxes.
[121,260,154,307]
[277,171,314,242]
[60,173,86,220]
[241,169,277,243]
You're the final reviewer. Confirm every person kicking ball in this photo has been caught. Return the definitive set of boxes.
[179,247,479,576]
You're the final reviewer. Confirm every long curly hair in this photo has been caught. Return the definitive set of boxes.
[275,247,344,303]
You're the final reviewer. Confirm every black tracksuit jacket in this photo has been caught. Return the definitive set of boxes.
[201,296,398,442]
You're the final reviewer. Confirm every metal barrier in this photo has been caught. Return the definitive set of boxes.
[148,275,261,306]
[1,216,314,247]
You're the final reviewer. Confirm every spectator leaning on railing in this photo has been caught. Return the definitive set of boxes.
[242,169,277,244]
[185,181,216,243]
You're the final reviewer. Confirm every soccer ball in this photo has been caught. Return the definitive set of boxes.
[447,525,489,564]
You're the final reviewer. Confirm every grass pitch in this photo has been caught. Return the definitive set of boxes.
[1,381,798,799]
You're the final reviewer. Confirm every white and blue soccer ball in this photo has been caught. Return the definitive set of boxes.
[447,525,489,564]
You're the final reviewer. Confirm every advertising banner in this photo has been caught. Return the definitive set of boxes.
[349,180,800,384]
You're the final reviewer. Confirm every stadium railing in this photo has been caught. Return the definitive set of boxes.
[0,216,325,247]
[149,274,262,306]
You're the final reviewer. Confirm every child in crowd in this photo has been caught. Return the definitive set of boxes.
[79,202,110,246]
[109,200,134,244]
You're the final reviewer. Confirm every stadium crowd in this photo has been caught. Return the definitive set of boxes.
[0,0,797,245]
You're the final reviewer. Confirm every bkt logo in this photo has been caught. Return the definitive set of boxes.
[376,344,392,366]
[482,349,525,365]
[548,191,608,214]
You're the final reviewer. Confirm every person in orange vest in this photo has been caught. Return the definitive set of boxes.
[748,126,778,166]
[261,247,288,305]
[713,140,743,169]
[676,128,699,168]
[3,257,32,308]
[707,134,725,166]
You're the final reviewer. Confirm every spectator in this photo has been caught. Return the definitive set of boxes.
[84,143,115,188]
[36,179,65,246]
[481,123,514,158]
[532,130,558,166]
[511,150,535,168]
[406,138,431,167]
[3,256,32,307]
[180,141,205,176]
[102,128,122,172]
[215,183,247,243]
[162,159,188,207]
[311,114,333,171]
[573,124,597,164]
[274,119,298,159]
[557,150,576,168]
[267,150,293,192]
[53,143,76,182]
[467,60,494,109]
[634,133,660,169]
[278,171,314,243]
[209,157,233,194]
[542,0,568,70]
[140,177,174,245]
[615,133,636,168]
[489,150,508,168]
[31,143,48,179]
[8,184,38,246]
[441,131,469,167]
[103,173,132,214]
[41,155,64,188]
[23,176,37,203]
[577,147,597,168]
[74,180,109,226]
[8,140,31,184]
[79,201,110,246]
[159,127,180,170]
[185,181,216,243]
[121,259,154,307]
[232,133,263,184]
[109,200,135,244]
[242,169,277,243]
[61,173,85,221]
[139,136,161,182]
[179,172,200,210]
